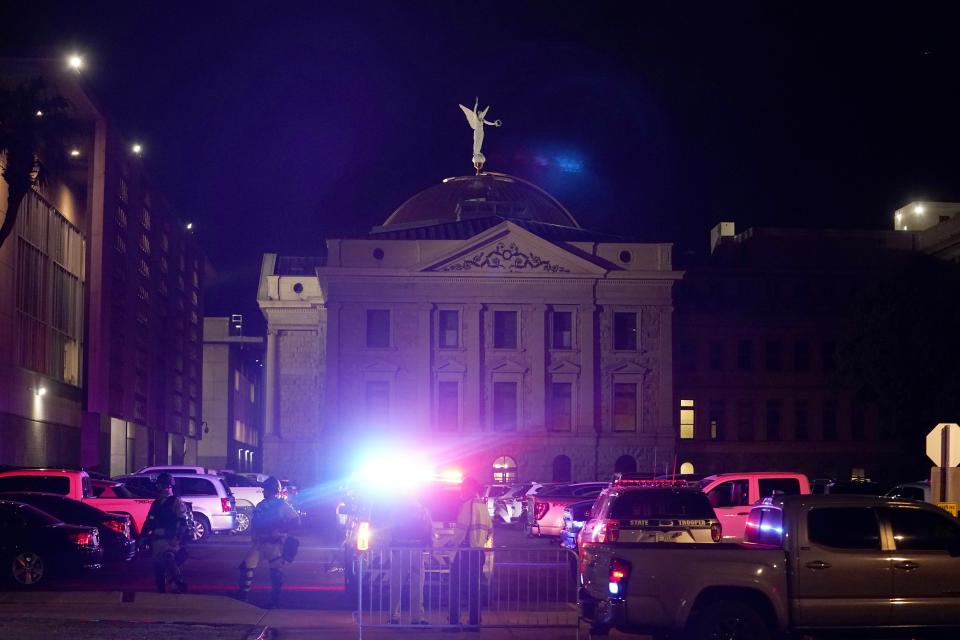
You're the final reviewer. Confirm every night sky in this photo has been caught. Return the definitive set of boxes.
[3,3,959,332]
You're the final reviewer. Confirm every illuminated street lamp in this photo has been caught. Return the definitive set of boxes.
[67,54,84,71]
[35,110,44,118]
[131,143,143,155]
[69,148,81,157]
[185,222,193,231]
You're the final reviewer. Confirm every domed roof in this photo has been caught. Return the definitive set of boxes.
[380,172,581,230]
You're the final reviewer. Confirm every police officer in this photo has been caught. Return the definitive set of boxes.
[448,476,492,628]
[141,472,190,593]
[236,476,300,608]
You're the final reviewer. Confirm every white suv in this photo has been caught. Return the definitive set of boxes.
[121,473,236,540]
[217,471,265,533]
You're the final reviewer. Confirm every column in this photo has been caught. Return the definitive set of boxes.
[464,304,483,431]
[264,328,278,437]
[324,302,342,430]
[528,304,547,431]
[579,303,598,434]
[419,303,434,428]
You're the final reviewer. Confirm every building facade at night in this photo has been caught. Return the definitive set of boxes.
[200,316,264,472]
[673,223,920,482]
[258,173,680,485]
[0,61,203,473]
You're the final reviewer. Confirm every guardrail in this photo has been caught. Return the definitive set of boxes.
[355,546,579,637]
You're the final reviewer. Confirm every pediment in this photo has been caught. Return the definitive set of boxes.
[418,222,607,276]
[610,361,649,374]
[548,360,581,374]
[489,359,528,374]
[361,359,399,374]
[433,359,467,373]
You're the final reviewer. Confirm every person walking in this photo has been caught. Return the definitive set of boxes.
[448,477,492,629]
[236,476,300,608]
[386,496,433,624]
[141,472,190,593]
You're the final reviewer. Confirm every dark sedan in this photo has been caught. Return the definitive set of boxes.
[0,499,103,586]
[560,499,595,550]
[0,492,136,562]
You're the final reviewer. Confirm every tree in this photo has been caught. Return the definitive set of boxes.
[0,78,70,250]
[838,253,960,441]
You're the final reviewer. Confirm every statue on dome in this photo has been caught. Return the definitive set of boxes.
[459,98,502,173]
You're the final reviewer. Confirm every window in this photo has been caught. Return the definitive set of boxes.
[492,456,517,484]
[115,234,126,253]
[614,312,637,351]
[438,310,459,348]
[138,259,150,278]
[552,455,572,482]
[821,340,837,372]
[887,485,925,501]
[679,399,695,439]
[436,380,459,431]
[794,400,810,441]
[678,341,697,371]
[706,479,749,508]
[613,383,638,431]
[250,384,255,404]
[160,232,169,252]
[366,310,390,348]
[745,507,784,546]
[191,270,199,287]
[492,382,518,431]
[141,208,151,230]
[365,380,390,422]
[493,311,518,349]
[137,286,149,302]
[766,400,782,441]
[679,462,695,475]
[883,508,960,551]
[708,341,724,371]
[822,399,838,441]
[191,290,198,306]
[0,475,71,495]
[765,340,782,372]
[234,370,240,391]
[548,382,573,431]
[160,256,168,273]
[119,177,129,202]
[808,508,880,550]
[551,311,572,349]
[759,478,801,498]
[116,205,128,228]
[737,340,753,371]
[176,477,218,496]
[737,400,755,441]
[614,455,637,473]
[794,340,810,372]
[708,400,724,440]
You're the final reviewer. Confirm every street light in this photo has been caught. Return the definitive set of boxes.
[914,204,925,215]
[69,148,81,157]
[131,143,143,155]
[185,222,193,230]
[67,54,84,71]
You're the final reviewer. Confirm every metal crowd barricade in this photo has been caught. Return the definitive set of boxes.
[356,545,580,637]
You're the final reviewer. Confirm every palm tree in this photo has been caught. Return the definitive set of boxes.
[0,78,70,250]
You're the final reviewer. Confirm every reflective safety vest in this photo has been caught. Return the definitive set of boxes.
[453,497,493,548]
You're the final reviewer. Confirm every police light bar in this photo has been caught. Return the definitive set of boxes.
[612,472,688,488]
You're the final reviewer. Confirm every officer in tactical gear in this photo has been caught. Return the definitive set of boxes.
[141,472,190,593]
[236,476,300,608]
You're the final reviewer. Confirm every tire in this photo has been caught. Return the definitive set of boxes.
[686,600,771,640]
[10,550,46,587]
[192,513,211,541]
[233,508,252,535]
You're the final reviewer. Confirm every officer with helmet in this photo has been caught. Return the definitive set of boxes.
[236,476,300,607]
[141,472,190,593]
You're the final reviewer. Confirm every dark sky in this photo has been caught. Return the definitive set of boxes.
[3,2,959,331]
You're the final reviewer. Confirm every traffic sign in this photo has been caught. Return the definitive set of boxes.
[938,502,959,518]
[926,423,960,467]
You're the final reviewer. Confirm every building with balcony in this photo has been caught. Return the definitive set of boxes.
[258,172,680,485]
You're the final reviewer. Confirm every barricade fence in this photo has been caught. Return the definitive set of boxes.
[356,546,580,634]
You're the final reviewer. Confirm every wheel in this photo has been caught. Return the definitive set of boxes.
[233,508,252,534]
[192,513,211,541]
[686,600,771,640]
[10,551,46,587]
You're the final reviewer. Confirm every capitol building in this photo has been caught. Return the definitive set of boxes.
[257,172,680,485]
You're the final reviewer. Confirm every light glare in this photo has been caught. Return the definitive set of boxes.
[67,54,84,71]
[914,205,925,214]
[131,143,143,155]
[69,148,80,157]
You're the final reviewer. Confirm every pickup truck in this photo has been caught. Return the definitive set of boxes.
[0,470,154,536]
[580,494,960,639]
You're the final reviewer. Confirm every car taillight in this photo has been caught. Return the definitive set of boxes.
[221,497,232,512]
[608,557,630,597]
[70,531,99,547]
[534,500,549,521]
[104,519,126,535]
[711,522,722,543]
[596,519,620,543]
[357,521,371,551]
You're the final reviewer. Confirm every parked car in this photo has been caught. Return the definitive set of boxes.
[700,472,810,541]
[825,478,887,496]
[241,473,271,484]
[580,494,960,638]
[217,472,265,534]
[560,499,594,550]
[0,492,136,562]
[885,481,931,503]
[136,465,216,475]
[0,499,103,587]
[495,482,553,525]
[0,470,154,536]
[482,484,510,519]
[118,473,235,540]
[528,482,609,537]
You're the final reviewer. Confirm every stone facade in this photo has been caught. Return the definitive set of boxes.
[259,202,680,486]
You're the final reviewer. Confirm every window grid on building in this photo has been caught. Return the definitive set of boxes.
[548,381,572,431]
[492,381,518,431]
[551,311,572,350]
[366,309,390,348]
[613,382,638,431]
[613,312,638,351]
[679,399,695,439]
[493,310,518,349]
[436,380,459,430]
[438,310,459,349]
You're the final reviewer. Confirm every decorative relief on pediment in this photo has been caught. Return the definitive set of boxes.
[437,241,570,273]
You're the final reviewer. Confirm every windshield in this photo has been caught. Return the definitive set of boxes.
[610,490,715,520]
[222,473,258,488]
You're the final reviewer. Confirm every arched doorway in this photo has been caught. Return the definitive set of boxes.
[552,455,572,482]
[492,455,517,484]
[614,455,637,474]
[679,461,695,475]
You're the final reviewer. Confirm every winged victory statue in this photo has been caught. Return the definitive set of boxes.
[459,98,502,173]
